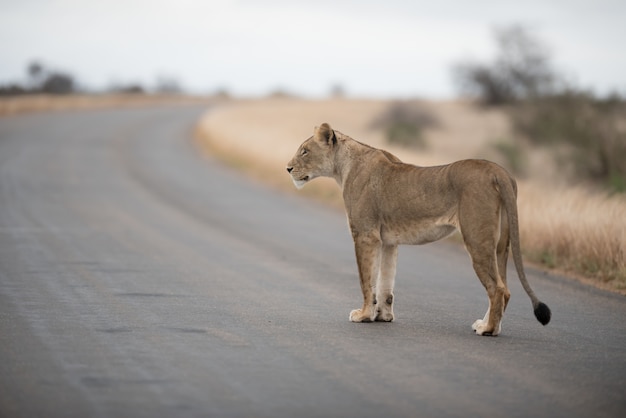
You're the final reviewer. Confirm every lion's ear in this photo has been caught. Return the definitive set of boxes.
[314,123,336,146]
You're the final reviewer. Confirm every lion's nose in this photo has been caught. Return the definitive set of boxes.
[286,167,293,173]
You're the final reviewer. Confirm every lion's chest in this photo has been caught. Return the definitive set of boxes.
[380,218,458,246]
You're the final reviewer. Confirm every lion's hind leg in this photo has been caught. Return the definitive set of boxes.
[461,204,507,336]
[467,240,508,336]
[469,256,506,336]
[496,205,512,314]
[473,207,512,335]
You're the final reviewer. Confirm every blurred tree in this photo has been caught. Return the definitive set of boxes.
[451,25,626,191]
[513,90,626,191]
[27,61,45,90]
[453,25,555,105]
[0,84,27,96]
[330,83,346,98]
[268,88,296,98]
[370,101,438,149]
[107,80,145,94]
[117,84,145,94]
[41,72,75,94]
[213,87,231,99]
[155,76,182,94]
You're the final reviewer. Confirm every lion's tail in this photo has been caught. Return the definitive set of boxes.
[498,175,551,326]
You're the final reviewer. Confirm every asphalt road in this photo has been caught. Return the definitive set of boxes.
[1,106,624,418]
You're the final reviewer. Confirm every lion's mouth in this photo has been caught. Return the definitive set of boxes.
[292,175,310,190]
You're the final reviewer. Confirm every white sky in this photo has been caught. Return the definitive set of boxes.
[1,0,625,98]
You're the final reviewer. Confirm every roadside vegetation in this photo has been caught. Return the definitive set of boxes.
[1,60,185,96]
[0,61,214,116]
[517,184,625,288]
[369,101,438,149]
[452,25,626,193]
[452,26,625,289]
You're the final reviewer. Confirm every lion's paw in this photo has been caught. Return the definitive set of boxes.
[375,309,394,322]
[472,319,500,336]
[349,308,375,323]
[472,318,485,331]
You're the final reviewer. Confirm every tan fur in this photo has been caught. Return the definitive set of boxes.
[287,123,550,336]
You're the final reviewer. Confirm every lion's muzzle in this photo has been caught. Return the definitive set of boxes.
[286,167,309,189]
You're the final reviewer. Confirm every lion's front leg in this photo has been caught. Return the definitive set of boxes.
[349,232,382,323]
[375,244,398,322]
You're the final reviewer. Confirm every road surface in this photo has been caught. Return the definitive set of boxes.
[1,106,624,418]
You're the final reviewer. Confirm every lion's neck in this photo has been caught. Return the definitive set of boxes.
[331,137,374,190]
[331,148,350,189]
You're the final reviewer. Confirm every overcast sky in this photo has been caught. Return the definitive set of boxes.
[1,0,625,98]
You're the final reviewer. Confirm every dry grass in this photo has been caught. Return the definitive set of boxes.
[0,93,214,116]
[518,184,626,292]
[197,98,626,294]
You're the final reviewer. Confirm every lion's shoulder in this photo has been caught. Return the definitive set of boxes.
[380,149,402,164]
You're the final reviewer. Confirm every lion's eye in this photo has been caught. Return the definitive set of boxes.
[301,148,308,156]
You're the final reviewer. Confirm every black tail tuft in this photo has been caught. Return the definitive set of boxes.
[534,302,551,326]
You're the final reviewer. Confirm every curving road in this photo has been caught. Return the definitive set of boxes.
[0,106,625,418]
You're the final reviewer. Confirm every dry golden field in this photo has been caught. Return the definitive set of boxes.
[197,98,626,294]
[0,93,214,116]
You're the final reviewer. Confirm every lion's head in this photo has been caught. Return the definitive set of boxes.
[286,123,337,189]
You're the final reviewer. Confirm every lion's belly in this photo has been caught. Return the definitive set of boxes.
[381,219,458,246]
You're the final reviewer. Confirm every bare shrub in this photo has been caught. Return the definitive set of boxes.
[109,83,145,94]
[5,61,78,95]
[370,101,438,149]
[0,84,28,96]
[512,91,626,191]
[155,76,182,94]
[40,72,75,94]
[489,139,528,176]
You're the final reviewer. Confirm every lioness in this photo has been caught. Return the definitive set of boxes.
[286,123,551,336]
